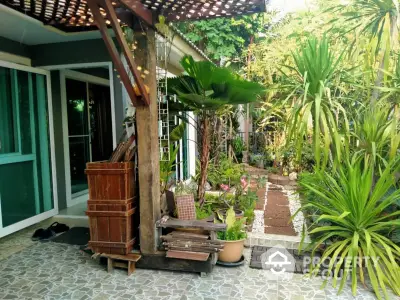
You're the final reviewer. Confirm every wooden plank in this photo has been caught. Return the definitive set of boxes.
[90,238,135,248]
[163,241,224,249]
[86,208,136,217]
[136,253,214,273]
[167,231,210,240]
[166,250,210,261]
[119,0,154,26]
[101,253,141,262]
[100,0,150,106]
[85,169,131,175]
[136,28,161,255]
[156,216,226,231]
[87,0,141,107]
[88,198,134,204]
[165,246,222,253]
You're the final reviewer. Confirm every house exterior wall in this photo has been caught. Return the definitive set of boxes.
[0,36,30,59]
[0,37,125,224]
[30,39,112,67]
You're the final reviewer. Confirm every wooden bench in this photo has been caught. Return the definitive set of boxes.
[156,216,226,267]
[100,253,141,276]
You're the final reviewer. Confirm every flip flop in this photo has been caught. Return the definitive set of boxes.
[48,222,70,233]
[39,228,55,241]
[32,228,45,241]
[31,228,55,241]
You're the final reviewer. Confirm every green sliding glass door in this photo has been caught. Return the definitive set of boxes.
[0,66,53,230]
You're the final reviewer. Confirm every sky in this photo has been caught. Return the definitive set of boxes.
[268,0,310,13]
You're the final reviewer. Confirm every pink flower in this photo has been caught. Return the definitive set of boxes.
[220,184,230,191]
[240,178,248,188]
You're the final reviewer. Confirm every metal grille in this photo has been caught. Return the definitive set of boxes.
[156,32,172,161]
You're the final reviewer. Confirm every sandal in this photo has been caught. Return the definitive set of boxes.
[31,228,55,241]
[32,228,45,241]
[48,222,70,234]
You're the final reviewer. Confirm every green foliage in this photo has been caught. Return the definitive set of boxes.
[231,136,245,155]
[160,122,187,195]
[168,55,264,203]
[206,155,246,188]
[195,202,214,220]
[350,101,400,167]
[328,0,399,72]
[174,181,196,197]
[249,153,264,166]
[168,56,265,111]
[216,207,247,241]
[283,35,348,170]
[160,145,180,195]
[176,14,267,63]
[297,157,400,298]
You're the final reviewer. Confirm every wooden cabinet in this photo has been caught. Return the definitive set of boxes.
[85,162,137,255]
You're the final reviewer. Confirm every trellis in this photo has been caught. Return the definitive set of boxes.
[1,0,267,258]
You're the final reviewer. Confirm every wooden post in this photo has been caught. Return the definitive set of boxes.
[136,28,161,255]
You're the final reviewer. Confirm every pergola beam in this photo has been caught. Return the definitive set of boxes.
[119,0,154,26]
[87,0,150,107]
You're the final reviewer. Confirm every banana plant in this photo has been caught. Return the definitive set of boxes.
[168,55,265,204]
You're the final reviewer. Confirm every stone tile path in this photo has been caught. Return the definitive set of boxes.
[0,219,54,262]
[0,242,382,300]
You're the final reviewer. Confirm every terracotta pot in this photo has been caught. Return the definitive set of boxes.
[218,239,245,263]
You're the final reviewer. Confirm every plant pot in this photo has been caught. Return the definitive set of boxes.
[242,151,248,163]
[218,239,246,263]
[257,159,264,169]
[216,209,244,219]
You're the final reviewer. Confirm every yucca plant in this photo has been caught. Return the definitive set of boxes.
[297,156,400,299]
[281,36,348,169]
[329,0,400,102]
[351,102,400,168]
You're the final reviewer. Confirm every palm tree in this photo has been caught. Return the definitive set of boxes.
[168,55,265,204]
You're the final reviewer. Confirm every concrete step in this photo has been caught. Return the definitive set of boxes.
[245,231,311,250]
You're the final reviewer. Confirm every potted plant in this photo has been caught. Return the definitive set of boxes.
[216,207,247,263]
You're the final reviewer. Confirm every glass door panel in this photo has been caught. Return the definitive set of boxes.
[0,68,17,154]
[66,79,91,194]
[69,136,91,194]
[0,67,53,229]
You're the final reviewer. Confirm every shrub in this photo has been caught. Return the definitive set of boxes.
[297,157,400,299]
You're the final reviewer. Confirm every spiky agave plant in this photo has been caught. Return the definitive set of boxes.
[298,156,400,299]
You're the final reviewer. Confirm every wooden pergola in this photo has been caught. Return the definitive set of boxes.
[1,0,266,258]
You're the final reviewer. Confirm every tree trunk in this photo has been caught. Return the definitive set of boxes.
[197,116,210,205]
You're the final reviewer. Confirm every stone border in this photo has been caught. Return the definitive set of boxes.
[246,181,311,249]
[251,181,268,233]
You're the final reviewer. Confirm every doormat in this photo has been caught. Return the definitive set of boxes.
[250,246,326,275]
[51,227,90,246]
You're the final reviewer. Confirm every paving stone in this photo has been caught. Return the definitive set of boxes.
[0,240,386,300]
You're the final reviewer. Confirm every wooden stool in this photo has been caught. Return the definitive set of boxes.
[100,253,141,276]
